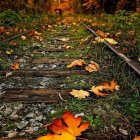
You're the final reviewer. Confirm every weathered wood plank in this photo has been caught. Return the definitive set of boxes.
[0,70,88,77]
[1,88,71,103]
[32,58,75,64]
[32,48,65,54]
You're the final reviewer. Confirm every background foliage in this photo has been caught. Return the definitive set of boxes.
[0,0,139,14]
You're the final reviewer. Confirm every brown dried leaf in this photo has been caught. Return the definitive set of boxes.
[96,30,109,38]
[67,59,86,68]
[85,61,100,72]
[90,86,109,96]
[90,80,119,96]
[11,63,20,70]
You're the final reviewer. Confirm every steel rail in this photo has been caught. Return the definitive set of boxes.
[81,22,140,76]
[1,24,48,43]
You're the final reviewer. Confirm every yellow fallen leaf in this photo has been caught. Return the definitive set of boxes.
[85,61,100,72]
[48,25,53,29]
[70,89,90,99]
[105,38,118,45]
[115,85,120,90]
[80,39,85,44]
[95,37,104,43]
[21,35,26,40]
[67,59,86,68]
[138,58,140,62]
[34,31,42,36]
[80,35,93,44]
[63,45,72,49]
[115,31,122,37]
[6,50,13,55]
[60,37,70,42]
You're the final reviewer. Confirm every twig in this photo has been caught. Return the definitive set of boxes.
[58,93,67,102]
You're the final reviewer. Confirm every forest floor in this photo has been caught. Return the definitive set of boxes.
[0,11,140,140]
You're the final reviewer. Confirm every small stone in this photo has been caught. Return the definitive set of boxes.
[8,131,18,138]
[32,67,38,70]
[50,110,57,114]
[14,104,23,111]
[36,115,43,122]
[105,104,111,110]
[26,113,35,118]
[19,132,25,136]
[25,127,34,134]
[4,107,13,116]
[17,121,28,129]
[43,116,46,121]
[75,113,84,118]
[39,81,47,86]
[111,125,117,132]
[51,65,57,69]
[38,64,44,68]
[80,80,85,83]
[30,121,42,127]
[6,72,13,77]
[20,64,25,69]
[34,127,39,132]
[18,59,26,63]
[119,128,128,135]
[30,118,36,123]
[10,111,19,120]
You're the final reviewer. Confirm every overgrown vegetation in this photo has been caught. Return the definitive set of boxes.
[0,6,140,140]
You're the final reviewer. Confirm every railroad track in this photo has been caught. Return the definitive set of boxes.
[0,20,139,139]
[1,22,139,103]
[81,22,140,76]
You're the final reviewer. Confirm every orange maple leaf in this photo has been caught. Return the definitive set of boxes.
[37,112,89,140]
[90,85,109,96]
[133,136,140,140]
[102,80,118,92]
[11,63,20,70]
[90,80,119,96]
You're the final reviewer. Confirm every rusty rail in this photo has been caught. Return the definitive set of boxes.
[81,22,140,76]
[1,24,48,43]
